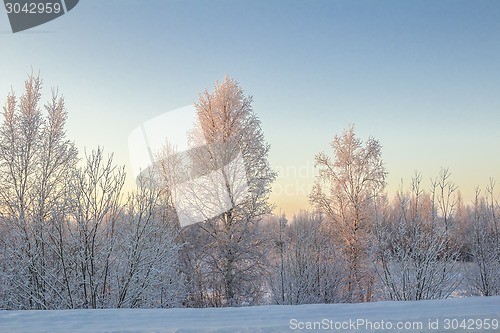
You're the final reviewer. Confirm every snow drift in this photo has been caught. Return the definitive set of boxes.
[1,296,499,333]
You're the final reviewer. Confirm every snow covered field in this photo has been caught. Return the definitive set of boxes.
[1,296,499,333]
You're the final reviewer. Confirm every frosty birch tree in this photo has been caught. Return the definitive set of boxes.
[0,74,78,309]
[168,76,276,307]
[309,125,387,302]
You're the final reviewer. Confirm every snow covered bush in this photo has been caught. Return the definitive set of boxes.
[373,174,461,301]
[267,211,347,305]
[467,182,500,296]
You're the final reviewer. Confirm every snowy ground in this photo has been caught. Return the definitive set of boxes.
[0,296,499,333]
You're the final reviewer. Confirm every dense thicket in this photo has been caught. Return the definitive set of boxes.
[0,75,498,310]
[0,75,183,309]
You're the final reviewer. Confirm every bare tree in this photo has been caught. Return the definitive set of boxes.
[114,168,184,308]
[310,125,387,302]
[431,168,458,232]
[68,148,125,308]
[269,213,288,305]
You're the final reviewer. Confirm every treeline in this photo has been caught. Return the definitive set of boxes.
[266,175,500,304]
[0,74,498,310]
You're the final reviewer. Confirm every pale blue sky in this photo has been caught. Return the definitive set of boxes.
[1,1,499,215]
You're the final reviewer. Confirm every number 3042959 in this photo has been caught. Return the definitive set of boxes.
[5,2,62,14]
